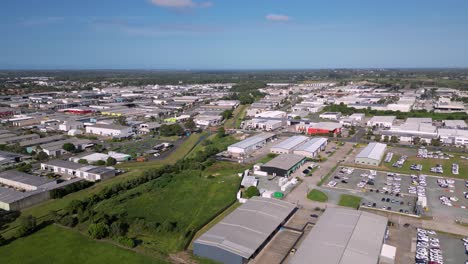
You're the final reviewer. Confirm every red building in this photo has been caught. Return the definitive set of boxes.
[0,108,14,118]
[296,122,342,135]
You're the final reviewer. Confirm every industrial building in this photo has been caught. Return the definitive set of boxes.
[355,142,387,166]
[227,133,276,157]
[0,170,56,191]
[382,118,437,143]
[288,208,390,264]
[85,124,134,138]
[270,136,309,154]
[319,112,342,120]
[69,151,131,164]
[304,122,342,135]
[293,137,328,158]
[194,197,296,264]
[41,160,116,181]
[366,116,396,128]
[260,154,306,177]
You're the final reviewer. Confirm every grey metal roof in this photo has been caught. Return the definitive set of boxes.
[262,154,305,171]
[0,186,40,204]
[44,160,86,170]
[271,136,309,151]
[356,143,387,161]
[289,208,387,264]
[0,170,55,187]
[19,135,65,147]
[195,197,296,259]
[229,133,275,149]
[294,137,328,153]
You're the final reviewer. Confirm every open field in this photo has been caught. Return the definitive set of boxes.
[307,189,328,202]
[186,134,238,159]
[1,133,205,239]
[92,161,246,254]
[338,194,362,209]
[0,225,165,264]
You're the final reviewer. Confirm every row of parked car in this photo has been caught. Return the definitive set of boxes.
[384,152,393,163]
[392,155,407,168]
[415,228,444,264]
[410,164,423,171]
[430,164,444,174]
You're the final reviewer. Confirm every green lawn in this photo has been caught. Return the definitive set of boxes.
[91,162,246,254]
[307,189,328,202]
[257,153,278,164]
[0,225,165,264]
[338,194,362,209]
[381,152,468,180]
[186,134,238,159]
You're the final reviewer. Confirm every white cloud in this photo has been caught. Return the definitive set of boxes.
[265,14,290,22]
[150,0,212,8]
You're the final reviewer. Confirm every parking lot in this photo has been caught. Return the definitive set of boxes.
[323,167,419,215]
[323,166,468,219]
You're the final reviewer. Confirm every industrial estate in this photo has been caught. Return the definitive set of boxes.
[0,71,467,264]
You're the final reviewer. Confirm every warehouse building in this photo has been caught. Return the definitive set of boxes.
[227,133,276,157]
[85,124,134,138]
[41,160,116,181]
[355,142,387,166]
[270,135,309,154]
[0,170,56,191]
[260,154,306,177]
[366,116,396,128]
[293,137,328,158]
[289,208,390,264]
[194,197,296,264]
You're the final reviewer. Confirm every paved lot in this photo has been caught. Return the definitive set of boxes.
[426,176,468,220]
[439,234,468,264]
[323,167,418,215]
[250,229,302,264]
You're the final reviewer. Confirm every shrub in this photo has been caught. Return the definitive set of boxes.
[115,236,136,248]
[59,215,78,227]
[88,223,109,239]
[16,215,37,237]
[244,186,260,198]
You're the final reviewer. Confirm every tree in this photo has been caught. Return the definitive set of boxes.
[244,186,260,198]
[221,110,233,120]
[293,116,301,120]
[106,157,117,166]
[109,221,128,238]
[62,143,76,153]
[413,137,421,145]
[88,223,109,239]
[58,215,78,227]
[94,160,106,166]
[374,135,382,142]
[390,136,399,143]
[349,126,356,135]
[116,116,127,126]
[431,138,441,146]
[78,159,88,164]
[35,151,49,161]
[160,124,184,137]
[184,118,196,130]
[17,163,32,173]
[383,135,389,142]
[16,215,37,237]
[217,127,226,138]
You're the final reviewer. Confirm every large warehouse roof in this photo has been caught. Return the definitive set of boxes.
[229,133,275,149]
[262,154,305,170]
[0,170,55,187]
[271,136,309,151]
[195,197,296,259]
[294,137,327,153]
[289,208,387,264]
[356,143,387,161]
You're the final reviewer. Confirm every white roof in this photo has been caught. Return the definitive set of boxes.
[368,116,396,123]
[271,136,309,151]
[380,244,396,260]
[294,137,327,153]
[356,143,387,161]
[229,133,275,150]
[443,120,467,128]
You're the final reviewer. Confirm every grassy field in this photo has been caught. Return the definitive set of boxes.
[1,133,205,239]
[92,161,246,254]
[110,136,177,157]
[307,189,328,202]
[381,151,468,180]
[186,134,238,159]
[224,104,248,129]
[0,225,165,264]
[338,194,362,209]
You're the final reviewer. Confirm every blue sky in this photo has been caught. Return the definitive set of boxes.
[1,0,468,69]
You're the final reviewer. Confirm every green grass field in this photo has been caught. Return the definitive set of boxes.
[92,161,246,254]
[1,133,205,239]
[0,225,165,264]
[186,134,238,159]
[381,152,468,179]
[307,189,328,202]
[338,194,362,209]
